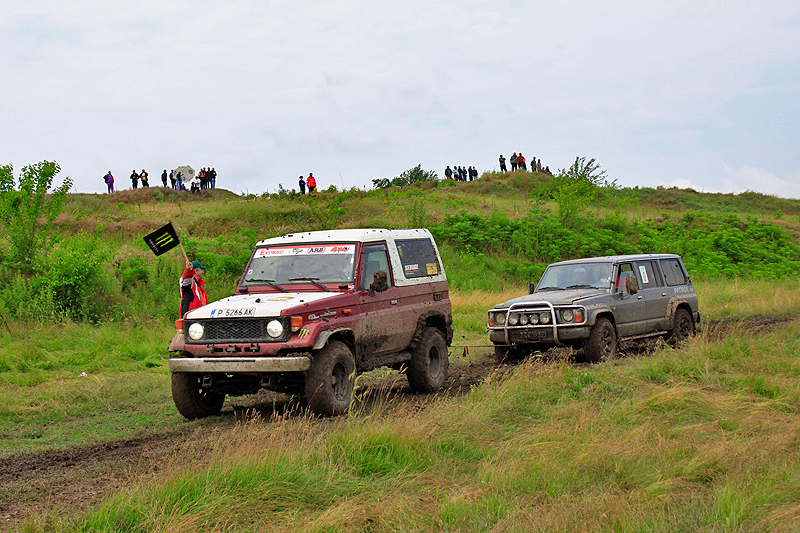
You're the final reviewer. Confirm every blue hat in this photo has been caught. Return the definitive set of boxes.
[191,260,207,270]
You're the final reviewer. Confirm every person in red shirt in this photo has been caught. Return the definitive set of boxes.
[306,173,317,194]
[518,153,526,171]
[179,260,208,318]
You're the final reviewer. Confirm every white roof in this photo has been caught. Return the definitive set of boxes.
[256,228,433,246]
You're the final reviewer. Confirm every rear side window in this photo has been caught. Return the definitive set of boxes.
[395,238,441,279]
[635,261,659,288]
[660,259,688,286]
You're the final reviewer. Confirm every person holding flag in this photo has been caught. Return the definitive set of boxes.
[179,260,208,318]
[143,222,209,318]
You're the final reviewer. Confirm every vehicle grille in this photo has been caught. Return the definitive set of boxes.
[203,319,265,342]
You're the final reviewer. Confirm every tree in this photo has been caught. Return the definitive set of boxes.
[0,161,73,272]
[373,164,438,189]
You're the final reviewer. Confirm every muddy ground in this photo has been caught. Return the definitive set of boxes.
[0,315,794,530]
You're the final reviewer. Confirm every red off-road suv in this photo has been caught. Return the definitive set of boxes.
[168,228,453,418]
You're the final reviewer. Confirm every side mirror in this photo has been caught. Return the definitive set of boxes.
[369,271,389,293]
[528,281,536,294]
[626,275,639,295]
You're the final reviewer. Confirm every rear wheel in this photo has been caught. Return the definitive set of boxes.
[584,318,617,362]
[667,308,694,344]
[407,328,449,393]
[305,341,356,416]
[171,372,225,419]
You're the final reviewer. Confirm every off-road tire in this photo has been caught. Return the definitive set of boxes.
[171,372,225,419]
[305,341,356,416]
[407,327,449,393]
[584,318,617,363]
[667,308,694,344]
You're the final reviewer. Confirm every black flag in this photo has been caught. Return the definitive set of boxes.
[143,222,180,256]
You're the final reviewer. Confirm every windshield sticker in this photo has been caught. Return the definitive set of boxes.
[426,263,439,275]
[638,265,649,284]
[404,263,419,273]
[255,245,355,258]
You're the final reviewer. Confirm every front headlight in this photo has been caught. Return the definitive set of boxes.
[519,314,529,325]
[561,309,574,322]
[540,312,551,324]
[508,313,519,326]
[495,312,506,325]
[267,319,284,338]
[530,313,540,325]
[188,322,204,340]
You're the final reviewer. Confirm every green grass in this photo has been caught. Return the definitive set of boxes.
[18,318,800,532]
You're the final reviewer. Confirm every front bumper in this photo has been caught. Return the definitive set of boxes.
[169,355,311,373]
[489,326,590,346]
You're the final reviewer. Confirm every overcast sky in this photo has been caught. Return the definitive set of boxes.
[2,1,799,198]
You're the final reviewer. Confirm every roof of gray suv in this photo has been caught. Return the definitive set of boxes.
[549,254,682,266]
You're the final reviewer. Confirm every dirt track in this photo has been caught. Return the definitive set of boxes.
[1,315,795,529]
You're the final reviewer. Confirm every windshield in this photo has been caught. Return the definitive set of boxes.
[240,243,356,288]
[536,262,613,291]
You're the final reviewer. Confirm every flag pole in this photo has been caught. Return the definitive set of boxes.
[170,220,190,264]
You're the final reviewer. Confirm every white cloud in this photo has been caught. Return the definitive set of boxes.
[722,165,800,199]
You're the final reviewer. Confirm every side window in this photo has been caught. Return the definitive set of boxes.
[395,238,441,279]
[635,261,657,289]
[359,244,392,291]
[616,263,633,290]
[660,259,688,286]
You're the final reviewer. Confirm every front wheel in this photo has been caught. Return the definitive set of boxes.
[171,372,225,419]
[305,341,356,416]
[667,308,694,344]
[407,328,449,393]
[584,318,617,363]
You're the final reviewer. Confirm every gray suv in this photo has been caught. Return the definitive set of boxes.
[487,254,700,362]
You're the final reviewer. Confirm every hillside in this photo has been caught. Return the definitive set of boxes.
[1,169,800,531]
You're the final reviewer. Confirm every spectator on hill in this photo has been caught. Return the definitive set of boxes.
[537,158,542,172]
[499,155,507,172]
[510,153,518,171]
[209,168,217,189]
[169,171,176,189]
[445,166,452,179]
[161,169,168,187]
[179,260,208,318]
[307,173,317,194]
[140,169,149,187]
[104,171,114,193]
[299,175,306,194]
[518,153,526,171]
[130,170,139,189]
[176,172,183,191]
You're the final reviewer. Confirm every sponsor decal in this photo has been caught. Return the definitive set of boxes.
[298,328,310,338]
[268,296,296,301]
[308,311,337,320]
[638,265,649,284]
[426,262,439,275]
[674,286,690,294]
[255,244,355,258]
[404,263,419,272]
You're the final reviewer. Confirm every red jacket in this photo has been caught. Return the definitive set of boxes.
[179,268,207,318]
[307,176,316,188]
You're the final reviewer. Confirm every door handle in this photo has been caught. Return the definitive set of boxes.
[391,300,397,305]
[637,295,643,299]
[662,292,667,297]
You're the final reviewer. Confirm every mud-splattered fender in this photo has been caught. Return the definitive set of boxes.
[410,310,453,348]
[584,305,616,327]
[665,298,690,329]
[312,327,355,351]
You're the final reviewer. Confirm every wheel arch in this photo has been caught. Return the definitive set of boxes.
[410,311,453,348]
[312,327,356,353]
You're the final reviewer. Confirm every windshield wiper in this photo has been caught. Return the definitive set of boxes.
[537,286,565,291]
[566,284,596,289]
[288,277,330,292]
[244,278,287,292]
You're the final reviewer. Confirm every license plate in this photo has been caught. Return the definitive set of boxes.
[214,307,256,317]
[518,329,547,340]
